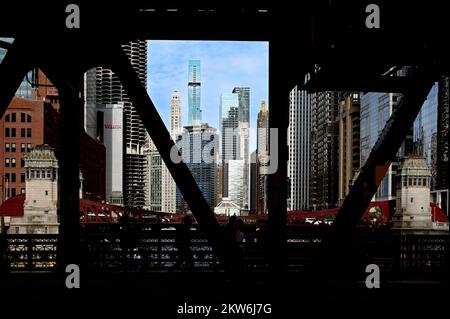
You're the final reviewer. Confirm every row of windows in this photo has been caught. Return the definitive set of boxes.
[27,169,55,179]
[4,113,32,123]
[4,143,32,152]
[3,172,26,183]
[5,188,26,198]
[4,170,55,182]
[402,177,429,187]
[4,158,25,168]
[4,128,32,138]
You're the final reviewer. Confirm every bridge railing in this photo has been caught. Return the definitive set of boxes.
[1,229,448,278]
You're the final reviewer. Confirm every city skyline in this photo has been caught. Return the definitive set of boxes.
[147,40,269,153]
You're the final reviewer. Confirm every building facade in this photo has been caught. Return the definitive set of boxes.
[176,124,218,211]
[85,40,148,208]
[392,156,433,232]
[228,159,244,207]
[413,83,438,188]
[160,90,182,213]
[288,86,312,210]
[256,100,269,214]
[437,76,449,191]
[433,76,449,214]
[233,87,250,210]
[1,98,58,200]
[220,94,239,200]
[188,60,202,126]
[311,91,345,210]
[147,141,162,212]
[9,145,59,234]
[85,103,123,204]
[338,94,360,206]
[360,92,413,201]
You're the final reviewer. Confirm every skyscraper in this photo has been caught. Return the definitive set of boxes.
[161,91,182,213]
[220,93,239,200]
[437,76,449,192]
[360,92,413,201]
[85,103,123,204]
[250,150,257,212]
[233,87,250,123]
[188,60,202,126]
[220,93,239,134]
[288,86,312,211]
[85,40,148,208]
[311,91,346,210]
[413,83,438,188]
[338,94,360,206]
[233,87,250,209]
[176,124,218,211]
[256,100,269,213]
[433,76,449,214]
[147,140,162,212]
[170,90,182,136]
[228,159,244,208]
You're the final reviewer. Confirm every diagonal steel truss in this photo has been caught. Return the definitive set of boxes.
[0,35,443,272]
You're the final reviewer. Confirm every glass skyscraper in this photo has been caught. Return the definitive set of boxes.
[361,93,395,200]
[360,92,414,201]
[221,105,239,202]
[233,87,250,123]
[413,82,438,189]
[188,60,202,126]
[220,93,239,159]
[176,124,218,211]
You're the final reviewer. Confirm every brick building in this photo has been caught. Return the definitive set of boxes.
[0,70,106,201]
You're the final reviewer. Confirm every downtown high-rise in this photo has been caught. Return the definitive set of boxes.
[413,83,438,188]
[288,86,312,211]
[176,124,218,211]
[311,91,346,210]
[145,91,182,213]
[256,100,269,214]
[338,94,360,206]
[233,87,250,210]
[414,77,449,214]
[161,90,182,213]
[85,40,148,208]
[219,87,250,210]
[188,60,202,126]
[360,92,413,202]
[220,93,239,201]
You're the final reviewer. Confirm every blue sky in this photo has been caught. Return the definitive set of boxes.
[147,40,269,153]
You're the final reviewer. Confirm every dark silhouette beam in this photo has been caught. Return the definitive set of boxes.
[0,40,32,118]
[107,46,238,268]
[334,70,435,233]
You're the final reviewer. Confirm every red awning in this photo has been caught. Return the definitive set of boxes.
[0,194,25,217]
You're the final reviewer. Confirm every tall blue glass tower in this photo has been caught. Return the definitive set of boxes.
[188,60,202,125]
[413,82,438,188]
